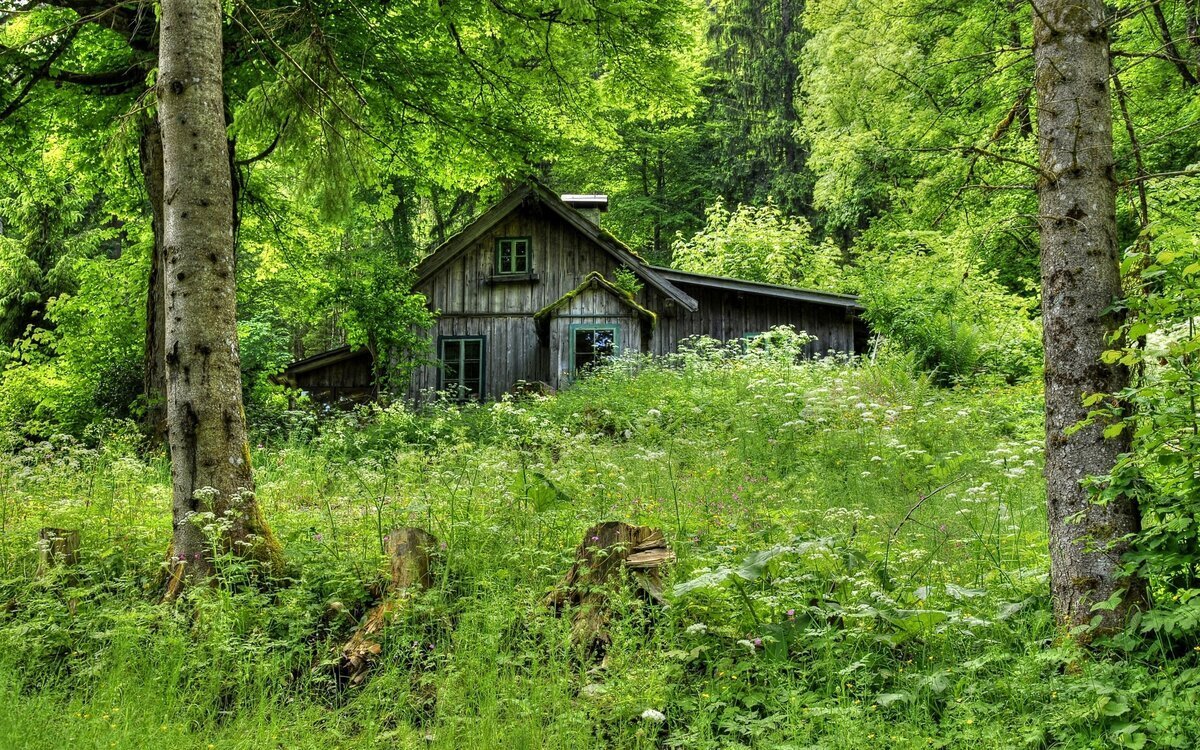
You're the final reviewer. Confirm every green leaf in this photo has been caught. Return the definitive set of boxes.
[1126,322,1152,339]
[734,545,791,581]
[876,692,911,707]
[672,569,734,596]
[1103,423,1126,439]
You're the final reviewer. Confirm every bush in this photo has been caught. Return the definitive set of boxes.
[855,230,1042,384]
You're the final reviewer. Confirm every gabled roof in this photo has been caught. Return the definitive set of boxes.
[650,266,865,312]
[413,181,699,312]
[534,272,657,326]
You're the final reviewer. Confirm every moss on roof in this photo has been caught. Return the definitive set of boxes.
[533,271,657,326]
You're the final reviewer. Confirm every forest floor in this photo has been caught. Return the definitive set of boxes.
[1,349,1199,749]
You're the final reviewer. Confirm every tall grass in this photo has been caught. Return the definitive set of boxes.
[1,339,1198,749]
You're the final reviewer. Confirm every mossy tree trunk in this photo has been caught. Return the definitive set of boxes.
[1033,0,1145,633]
[139,114,168,446]
[157,0,281,598]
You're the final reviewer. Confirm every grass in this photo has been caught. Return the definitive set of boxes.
[1,341,1199,749]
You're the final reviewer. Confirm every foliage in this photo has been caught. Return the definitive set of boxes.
[672,199,845,290]
[854,231,1042,384]
[1085,175,1200,646]
[5,351,1200,747]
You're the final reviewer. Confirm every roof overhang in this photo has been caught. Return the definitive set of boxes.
[272,345,373,386]
[534,272,657,325]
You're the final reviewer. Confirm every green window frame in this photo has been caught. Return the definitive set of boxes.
[438,336,485,400]
[495,237,532,275]
[741,331,763,353]
[569,324,621,375]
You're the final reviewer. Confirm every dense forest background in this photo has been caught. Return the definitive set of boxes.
[7,0,1198,437]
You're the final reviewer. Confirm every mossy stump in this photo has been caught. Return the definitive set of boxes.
[547,521,674,663]
[37,528,81,575]
[337,527,439,686]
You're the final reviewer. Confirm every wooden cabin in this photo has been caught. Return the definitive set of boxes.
[278,181,868,403]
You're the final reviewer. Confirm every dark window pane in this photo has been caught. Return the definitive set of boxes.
[497,238,530,273]
[442,337,485,399]
[574,327,618,373]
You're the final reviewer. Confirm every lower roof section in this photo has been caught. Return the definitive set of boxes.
[649,267,863,312]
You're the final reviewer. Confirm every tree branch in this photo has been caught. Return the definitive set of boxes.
[233,115,290,165]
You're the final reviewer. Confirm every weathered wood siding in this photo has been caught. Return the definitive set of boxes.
[649,284,864,357]
[291,350,375,402]
[546,285,644,390]
[405,195,865,400]
[410,200,662,400]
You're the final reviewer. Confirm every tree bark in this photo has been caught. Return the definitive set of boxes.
[1033,0,1146,634]
[139,114,168,446]
[157,0,281,598]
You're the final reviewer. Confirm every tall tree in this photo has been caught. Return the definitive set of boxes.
[157,0,281,596]
[1033,0,1145,633]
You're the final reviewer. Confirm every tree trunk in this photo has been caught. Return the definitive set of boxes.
[139,115,168,446]
[157,0,281,598]
[1033,0,1145,634]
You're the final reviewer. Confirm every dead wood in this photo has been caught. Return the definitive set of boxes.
[37,528,80,575]
[336,527,438,686]
[547,521,674,663]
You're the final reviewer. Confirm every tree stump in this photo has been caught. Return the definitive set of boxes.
[37,528,80,575]
[337,527,439,686]
[547,521,674,662]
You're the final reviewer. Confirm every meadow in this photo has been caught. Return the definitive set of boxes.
[1,341,1197,749]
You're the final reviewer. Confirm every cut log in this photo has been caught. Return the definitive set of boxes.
[37,528,80,575]
[337,527,438,686]
[547,521,674,662]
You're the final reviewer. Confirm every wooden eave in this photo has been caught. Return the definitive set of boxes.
[650,267,865,312]
[413,181,699,313]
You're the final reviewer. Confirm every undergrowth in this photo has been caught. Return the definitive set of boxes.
[0,338,1197,749]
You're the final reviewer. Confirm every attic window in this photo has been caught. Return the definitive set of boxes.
[495,237,531,275]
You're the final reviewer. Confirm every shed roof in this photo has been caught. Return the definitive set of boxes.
[272,345,372,386]
[649,267,864,312]
[534,271,657,325]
